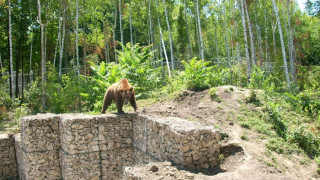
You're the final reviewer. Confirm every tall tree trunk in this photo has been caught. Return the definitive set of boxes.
[184,0,192,58]
[29,0,33,84]
[196,0,204,60]
[59,0,66,78]
[272,22,277,60]
[54,17,62,68]
[103,21,109,63]
[264,2,271,63]
[113,2,118,63]
[194,1,201,57]
[130,0,133,45]
[75,0,80,75]
[8,0,14,100]
[162,0,174,70]
[239,0,251,79]
[222,2,231,83]
[156,0,171,77]
[148,0,154,50]
[0,54,4,77]
[37,0,46,110]
[286,0,296,82]
[272,0,290,87]
[214,17,219,61]
[119,0,123,49]
[244,0,256,67]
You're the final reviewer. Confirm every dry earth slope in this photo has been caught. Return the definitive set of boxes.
[136,85,319,180]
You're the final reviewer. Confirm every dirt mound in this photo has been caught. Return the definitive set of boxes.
[141,86,319,180]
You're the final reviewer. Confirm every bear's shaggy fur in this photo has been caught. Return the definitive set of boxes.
[101,79,137,114]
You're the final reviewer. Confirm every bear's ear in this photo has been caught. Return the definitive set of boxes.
[129,87,133,91]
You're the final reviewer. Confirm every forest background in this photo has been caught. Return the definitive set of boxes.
[0,0,320,172]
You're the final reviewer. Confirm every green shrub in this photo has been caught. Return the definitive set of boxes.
[117,43,162,98]
[266,137,300,154]
[265,102,287,138]
[209,88,221,102]
[287,124,320,156]
[246,90,262,106]
[181,58,212,91]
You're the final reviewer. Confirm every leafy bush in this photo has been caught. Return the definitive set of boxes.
[287,124,320,156]
[181,58,212,91]
[25,66,82,114]
[246,90,262,106]
[117,43,162,98]
[285,91,320,118]
[266,137,301,154]
[265,102,287,138]
[0,73,12,122]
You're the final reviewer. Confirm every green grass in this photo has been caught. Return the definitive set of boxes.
[209,88,221,102]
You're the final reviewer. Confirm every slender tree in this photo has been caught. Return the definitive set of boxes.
[156,0,171,77]
[37,0,46,109]
[119,0,123,50]
[239,0,251,78]
[196,0,204,60]
[148,0,154,50]
[75,0,80,75]
[0,54,4,77]
[162,0,175,70]
[113,2,118,62]
[28,0,33,84]
[54,17,62,68]
[184,0,192,58]
[130,0,133,45]
[59,0,66,78]
[272,0,291,86]
[244,0,256,66]
[286,0,296,82]
[8,0,14,100]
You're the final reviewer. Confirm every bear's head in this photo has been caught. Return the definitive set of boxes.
[119,87,133,104]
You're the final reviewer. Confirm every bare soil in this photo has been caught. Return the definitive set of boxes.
[137,85,319,180]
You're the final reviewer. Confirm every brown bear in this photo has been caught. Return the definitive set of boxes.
[101,78,137,114]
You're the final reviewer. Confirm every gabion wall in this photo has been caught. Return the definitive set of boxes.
[0,134,19,180]
[2,113,221,180]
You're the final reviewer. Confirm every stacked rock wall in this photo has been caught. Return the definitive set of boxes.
[2,113,221,180]
[0,134,19,180]
[132,116,221,170]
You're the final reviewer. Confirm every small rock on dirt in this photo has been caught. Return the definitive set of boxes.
[150,165,159,172]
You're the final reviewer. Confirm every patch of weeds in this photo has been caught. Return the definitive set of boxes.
[217,104,223,109]
[209,88,221,102]
[214,125,221,129]
[299,157,311,165]
[246,90,262,106]
[259,158,279,169]
[265,102,287,138]
[219,154,225,163]
[241,132,249,141]
[229,87,234,91]
[240,122,251,129]
[286,124,320,156]
[237,115,245,121]
[224,89,231,93]
[187,117,199,122]
[315,156,320,174]
[266,137,301,154]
